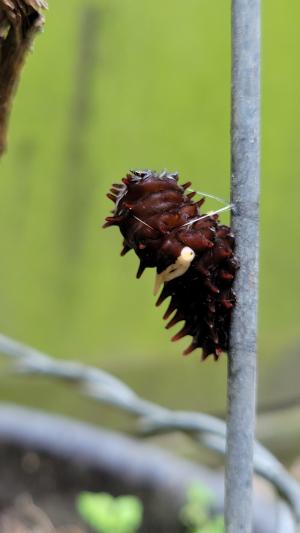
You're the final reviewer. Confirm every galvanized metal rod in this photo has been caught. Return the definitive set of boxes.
[225,1,260,532]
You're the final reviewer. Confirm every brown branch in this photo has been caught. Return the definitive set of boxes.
[0,0,47,155]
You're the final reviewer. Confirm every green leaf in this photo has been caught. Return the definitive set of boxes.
[76,492,143,533]
[180,482,215,529]
[186,483,215,506]
[197,516,224,533]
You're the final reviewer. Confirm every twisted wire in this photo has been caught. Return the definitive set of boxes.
[0,333,299,526]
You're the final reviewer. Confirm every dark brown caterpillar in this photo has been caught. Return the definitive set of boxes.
[104,170,238,360]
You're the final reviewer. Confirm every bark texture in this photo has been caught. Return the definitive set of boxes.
[0,0,47,154]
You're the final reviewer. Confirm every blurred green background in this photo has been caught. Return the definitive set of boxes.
[0,0,299,461]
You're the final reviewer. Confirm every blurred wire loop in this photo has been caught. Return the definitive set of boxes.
[0,332,299,530]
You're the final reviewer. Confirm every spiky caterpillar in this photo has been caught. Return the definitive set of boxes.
[104,170,238,360]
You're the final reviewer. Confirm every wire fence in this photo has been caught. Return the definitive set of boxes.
[0,332,299,530]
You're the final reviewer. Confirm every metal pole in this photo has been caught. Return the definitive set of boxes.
[225,0,260,532]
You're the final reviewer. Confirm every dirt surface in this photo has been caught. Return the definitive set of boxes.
[0,493,86,532]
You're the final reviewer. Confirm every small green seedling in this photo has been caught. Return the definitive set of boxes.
[76,492,143,533]
[180,483,224,533]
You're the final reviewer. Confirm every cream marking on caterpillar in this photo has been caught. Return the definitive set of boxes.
[153,246,195,295]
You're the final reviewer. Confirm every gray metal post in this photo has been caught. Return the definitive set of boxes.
[225,1,260,532]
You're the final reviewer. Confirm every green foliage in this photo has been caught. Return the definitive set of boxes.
[180,483,224,533]
[194,517,224,533]
[76,492,143,533]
